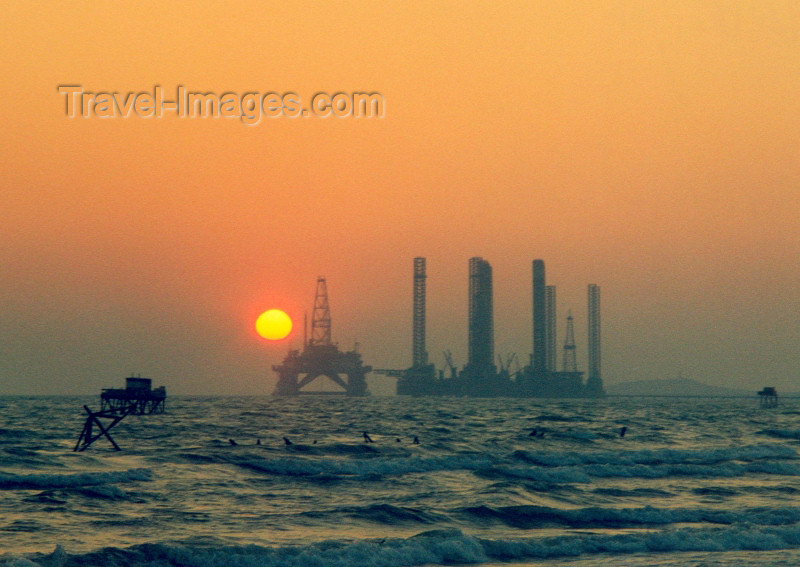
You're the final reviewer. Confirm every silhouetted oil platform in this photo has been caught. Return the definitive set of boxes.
[758,386,778,408]
[273,277,371,396]
[74,376,166,451]
[101,376,166,414]
[386,258,606,398]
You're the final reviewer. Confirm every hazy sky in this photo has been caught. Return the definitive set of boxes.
[2,1,798,395]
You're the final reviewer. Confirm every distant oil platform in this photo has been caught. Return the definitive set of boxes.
[272,277,371,396]
[758,386,778,408]
[273,258,604,398]
[378,258,605,398]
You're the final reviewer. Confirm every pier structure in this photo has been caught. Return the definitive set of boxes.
[273,277,371,396]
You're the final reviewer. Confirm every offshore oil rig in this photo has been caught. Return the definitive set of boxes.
[272,277,371,396]
[384,258,605,398]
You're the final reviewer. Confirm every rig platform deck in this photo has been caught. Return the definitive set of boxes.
[101,376,166,414]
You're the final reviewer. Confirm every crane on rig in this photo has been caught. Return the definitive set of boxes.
[442,350,458,380]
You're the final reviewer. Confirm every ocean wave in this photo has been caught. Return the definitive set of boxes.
[529,414,584,422]
[593,487,675,498]
[12,524,800,567]
[0,468,153,490]
[227,453,493,478]
[550,429,600,442]
[761,430,800,440]
[480,465,591,484]
[0,428,37,439]
[512,443,797,467]
[310,443,384,456]
[0,447,63,468]
[458,504,800,529]
[489,459,800,482]
[304,503,448,525]
[692,486,739,496]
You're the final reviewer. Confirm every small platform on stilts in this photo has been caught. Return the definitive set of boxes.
[101,376,166,414]
[74,376,166,451]
[758,386,778,408]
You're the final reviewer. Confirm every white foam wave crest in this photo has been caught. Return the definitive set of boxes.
[11,524,800,567]
[0,468,153,490]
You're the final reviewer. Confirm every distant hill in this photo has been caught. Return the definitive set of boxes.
[606,378,754,398]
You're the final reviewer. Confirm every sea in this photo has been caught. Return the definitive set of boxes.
[4,395,800,566]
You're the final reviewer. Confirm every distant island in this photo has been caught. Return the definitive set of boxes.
[606,378,785,398]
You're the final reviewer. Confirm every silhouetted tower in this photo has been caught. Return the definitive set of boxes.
[309,277,332,346]
[586,284,603,393]
[273,277,371,397]
[468,257,494,370]
[562,311,577,373]
[545,285,557,371]
[532,259,547,371]
[413,257,428,367]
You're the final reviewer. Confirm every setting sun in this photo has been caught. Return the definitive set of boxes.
[255,309,293,340]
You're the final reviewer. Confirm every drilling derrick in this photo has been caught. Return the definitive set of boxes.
[532,260,547,371]
[309,277,331,346]
[468,257,494,370]
[272,277,371,396]
[397,257,437,395]
[562,311,577,373]
[412,258,428,367]
[458,257,504,395]
[545,285,557,372]
[585,284,605,396]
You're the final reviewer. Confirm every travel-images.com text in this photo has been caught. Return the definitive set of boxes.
[58,85,384,124]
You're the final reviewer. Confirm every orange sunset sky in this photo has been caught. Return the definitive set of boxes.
[2,2,798,395]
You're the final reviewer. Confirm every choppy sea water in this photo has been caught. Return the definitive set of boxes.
[3,395,800,566]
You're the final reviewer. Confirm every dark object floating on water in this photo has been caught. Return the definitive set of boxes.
[620,426,627,438]
[363,431,374,443]
[283,437,292,446]
[229,439,238,446]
